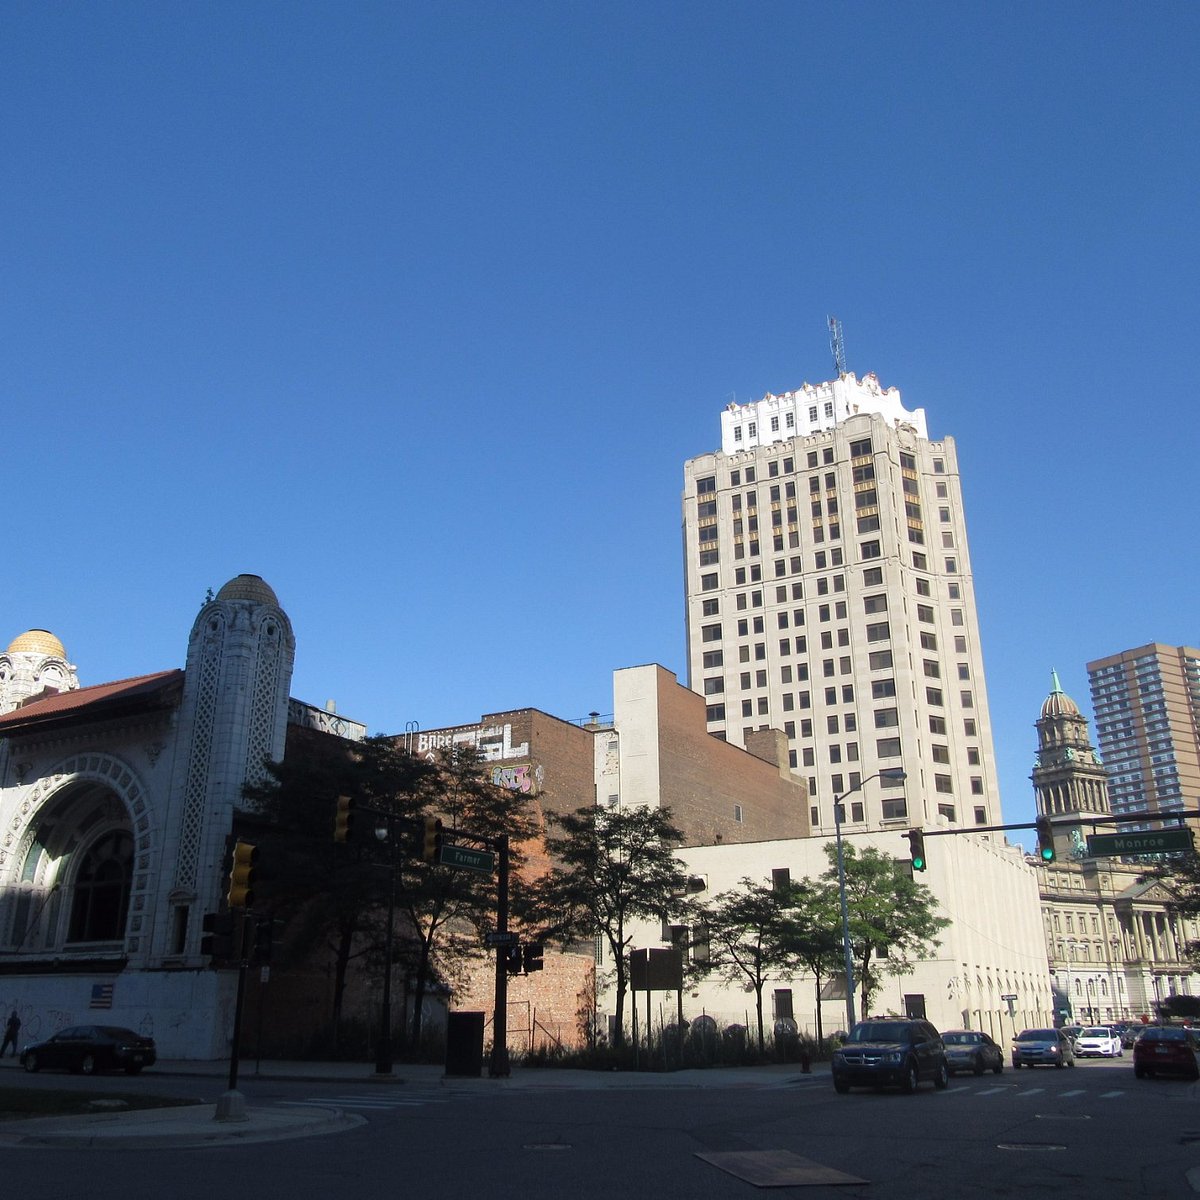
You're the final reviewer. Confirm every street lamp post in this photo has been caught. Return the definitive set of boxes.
[833,768,907,1032]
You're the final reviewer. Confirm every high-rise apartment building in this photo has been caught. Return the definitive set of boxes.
[682,371,1002,838]
[1086,643,1200,823]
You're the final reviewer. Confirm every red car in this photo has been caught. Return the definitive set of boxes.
[1133,1026,1199,1080]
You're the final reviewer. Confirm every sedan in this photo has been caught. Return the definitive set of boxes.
[1074,1026,1123,1057]
[942,1030,1004,1076]
[1012,1027,1076,1069]
[21,1025,157,1075]
[1133,1026,1200,1080]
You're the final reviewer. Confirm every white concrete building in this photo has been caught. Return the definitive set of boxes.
[621,830,1053,1044]
[683,372,1002,840]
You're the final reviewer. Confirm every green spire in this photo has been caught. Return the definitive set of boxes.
[1050,668,1064,694]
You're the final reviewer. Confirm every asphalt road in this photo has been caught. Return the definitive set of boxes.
[5,1059,1199,1199]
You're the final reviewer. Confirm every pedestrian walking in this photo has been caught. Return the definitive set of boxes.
[0,1011,19,1057]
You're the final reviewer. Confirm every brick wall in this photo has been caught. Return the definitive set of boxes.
[651,666,809,846]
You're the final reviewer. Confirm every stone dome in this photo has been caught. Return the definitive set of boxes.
[215,575,279,606]
[7,629,67,658]
[1040,669,1080,718]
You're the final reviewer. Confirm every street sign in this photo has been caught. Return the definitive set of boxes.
[484,930,520,947]
[1087,829,1194,857]
[438,842,495,874]
[1001,993,1017,1001]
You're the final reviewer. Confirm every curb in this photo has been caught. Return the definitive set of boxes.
[0,1103,366,1150]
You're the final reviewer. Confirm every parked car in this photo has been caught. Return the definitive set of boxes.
[1133,1026,1200,1080]
[21,1025,156,1075]
[1123,1024,1148,1049]
[942,1029,1004,1076]
[831,1018,949,1094]
[1012,1027,1076,1069]
[1074,1026,1124,1058]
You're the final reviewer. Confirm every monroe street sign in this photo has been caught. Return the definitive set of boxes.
[1087,828,1194,857]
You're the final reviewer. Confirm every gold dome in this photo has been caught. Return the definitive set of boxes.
[215,575,279,606]
[7,629,67,658]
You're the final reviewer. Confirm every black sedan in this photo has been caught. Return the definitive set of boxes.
[21,1025,156,1075]
[942,1029,1004,1075]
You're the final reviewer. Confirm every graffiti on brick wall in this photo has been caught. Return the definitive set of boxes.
[416,723,529,762]
[493,764,547,794]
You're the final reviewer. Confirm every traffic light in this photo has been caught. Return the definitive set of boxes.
[334,795,356,843]
[227,840,258,908]
[505,945,523,974]
[200,911,236,960]
[421,816,443,863]
[522,943,544,973]
[1035,815,1056,863]
[904,828,927,872]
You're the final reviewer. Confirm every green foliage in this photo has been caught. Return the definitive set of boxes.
[819,842,950,1022]
[242,733,538,1049]
[1159,993,1200,1020]
[702,876,813,1052]
[527,804,689,1047]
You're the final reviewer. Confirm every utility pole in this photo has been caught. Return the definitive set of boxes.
[489,834,511,1078]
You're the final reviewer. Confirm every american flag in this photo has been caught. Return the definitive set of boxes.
[89,983,114,1010]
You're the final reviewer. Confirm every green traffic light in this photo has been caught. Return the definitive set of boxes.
[912,855,926,871]
[1040,845,1056,862]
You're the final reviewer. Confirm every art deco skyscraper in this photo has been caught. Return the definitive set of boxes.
[681,372,1002,838]
[1086,643,1200,824]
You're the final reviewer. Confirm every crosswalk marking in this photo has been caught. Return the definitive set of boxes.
[278,1091,456,1112]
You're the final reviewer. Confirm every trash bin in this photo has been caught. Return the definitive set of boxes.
[445,1011,485,1077]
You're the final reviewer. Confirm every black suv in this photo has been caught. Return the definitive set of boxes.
[832,1018,949,1094]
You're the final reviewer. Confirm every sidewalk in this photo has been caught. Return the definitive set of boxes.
[0,1053,825,1149]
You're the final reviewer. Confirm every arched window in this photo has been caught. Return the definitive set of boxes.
[67,830,133,943]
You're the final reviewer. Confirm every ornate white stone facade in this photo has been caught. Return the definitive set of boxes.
[0,575,299,1059]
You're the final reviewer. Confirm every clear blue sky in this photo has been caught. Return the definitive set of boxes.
[5,3,1197,835]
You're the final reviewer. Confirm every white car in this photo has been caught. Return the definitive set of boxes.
[1074,1026,1123,1057]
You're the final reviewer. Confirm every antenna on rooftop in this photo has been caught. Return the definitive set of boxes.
[827,316,847,378]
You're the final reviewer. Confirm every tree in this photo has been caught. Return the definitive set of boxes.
[702,876,812,1052]
[244,735,539,1053]
[819,842,950,1021]
[528,804,688,1048]
[393,744,540,1048]
[780,881,844,1042]
[242,731,436,1041]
